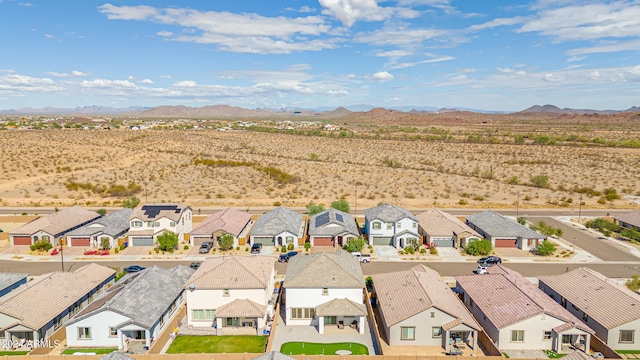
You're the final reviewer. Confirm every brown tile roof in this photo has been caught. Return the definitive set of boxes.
[538,267,640,329]
[373,264,480,329]
[190,208,252,237]
[455,265,592,333]
[11,206,101,236]
[0,263,115,331]
[215,299,266,318]
[185,256,275,289]
[284,249,364,289]
[415,209,480,238]
[315,298,366,316]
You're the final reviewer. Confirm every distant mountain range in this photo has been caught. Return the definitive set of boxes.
[0,103,638,117]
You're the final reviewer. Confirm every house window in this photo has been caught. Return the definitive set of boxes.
[401,327,415,340]
[430,311,435,318]
[397,222,402,229]
[54,315,62,330]
[169,303,176,315]
[291,308,315,319]
[147,221,154,227]
[386,223,393,230]
[322,288,329,295]
[77,327,91,340]
[160,316,165,327]
[223,289,230,297]
[192,309,205,321]
[154,222,160,227]
[583,313,589,322]
[432,327,442,338]
[286,236,294,244]
[42,235,50,241]
[412,222,417,228]
[132,221,142,227]
[372,222,381,230]
[511,330,525,342]
[620,330,635,343]
[543,331,552,340]
[109,328,117,337]
[205,309,216,320]
[170,222,176,227]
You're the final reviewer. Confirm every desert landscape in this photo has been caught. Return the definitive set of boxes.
[0,108,639,211]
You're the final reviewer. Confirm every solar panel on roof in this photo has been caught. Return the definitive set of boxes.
[315,212,330,227]
[142,205,180,218]
[335,213,344,222]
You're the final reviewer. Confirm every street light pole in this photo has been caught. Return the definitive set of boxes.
[516,193,519,221]
[578,193,583,219]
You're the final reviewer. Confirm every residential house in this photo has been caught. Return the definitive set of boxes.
[373,265,481,349]
[465,210,546,250]
[0,263,115,343]
[65,265,193,350]
[308,208,360,247]
[249,206,305,247]
[455,265,594,353]
[10,206,102,246]
[284,249,366,334]
[126,204,192,246]
[190,208,253,248]
[0,273,28,298]
[364,204,419,248]
[538,267,640,351]
[65,209,132,248]
[415,208,482,248]
[614,211,640,232]
[184,256,276,334]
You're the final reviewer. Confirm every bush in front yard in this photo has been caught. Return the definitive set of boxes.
[464,239,492,256]
[30,240,53,252]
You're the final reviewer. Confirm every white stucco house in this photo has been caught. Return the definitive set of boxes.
[283,249,366,334]
[65,266,193,350]
[126,204,192,246]
[184,256,277,335]
[364,204,419,248]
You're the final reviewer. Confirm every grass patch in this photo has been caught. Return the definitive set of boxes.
[0,352,30,356]
[280,342,369,355]
[544,350,566,358]
[61,348,118,355]
[167,335,267,354]
[617,350,640,354]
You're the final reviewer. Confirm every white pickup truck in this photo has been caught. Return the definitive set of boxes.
[351,252,371,263]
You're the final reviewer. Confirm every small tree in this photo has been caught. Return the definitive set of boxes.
[122,196,140,209]
[304,241,311,252]
[218,232,234,251]
[96,208,107,216]
[534,240,557,256]
[464,239,492,256]
[100,237,111,250]
[307,202,325,216]
[157,231,178,252]
[517,217,526,225]
[331,199,350,213]
[626,275,640,292]
[343,236,366,253]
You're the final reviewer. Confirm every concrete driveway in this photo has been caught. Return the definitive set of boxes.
[373,246,400,261]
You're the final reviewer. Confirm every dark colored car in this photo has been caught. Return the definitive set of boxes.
[477,256,502,266]
[189,262,201,270]
[251,243,263,254]
[199,241,213,254]
[123,265,145,273]
[278,251,299,263]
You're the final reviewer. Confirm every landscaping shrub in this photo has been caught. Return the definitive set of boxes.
[304,241,311,252]
[465,239,492,256]
[30,240,52,252]
[533,240,557,256]
[343,237,366,253]
[287,243,294,251]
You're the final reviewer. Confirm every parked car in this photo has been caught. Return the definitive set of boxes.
[189,262,201,270]
[477,256,502,266]
[278,251,299,263]
[123,265,145,273]
[476,265,489,275]
[199,241,213,254]
[351,252,371,263]
[251,243,263,254]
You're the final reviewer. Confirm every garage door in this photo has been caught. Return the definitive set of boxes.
[314,237,334,246]
[71,237,90,247]
[432,238,455,247]
[131,237,154,246]
[191,236,211,246]
[252,237,274,246]
[372,236,394,246]
[12,236,32,245]
[495,239,517,248]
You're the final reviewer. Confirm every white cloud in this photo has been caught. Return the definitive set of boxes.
[19,2,33,7]
[160,75,172,79]
[318,0,419,27]
[354,28,449,47]
[567,39,640,56]
[371,71,394,81]
[79,79,137,89]
[44,72,69,77]
[468,17,524,32]
[376,50,412,57]
[173,80,197,87]
[44,34,54,40]
[346,74,357,78]
[98,4,159,20]
[71,70,89,77]
[139,79,154,84]
[391,54,455,69]
[157,31,173,37]
[285,6,316,13]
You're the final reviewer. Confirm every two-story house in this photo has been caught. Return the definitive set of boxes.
[364,204,419,248]
[126,204,192,246]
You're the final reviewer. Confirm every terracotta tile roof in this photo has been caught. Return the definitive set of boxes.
[284,249,364,289]
[190,208,252,237]
[442,318,463,331]
[315,298,366,316]
[614,210,640,228]
[0,263,115,331]
[373,264,480,329]
[415,208,480,238]
[11,206,101,236]
[455,265,593,333]
[129,204,189,222]
[185,256,275,289]
[538,267,640,329]
[216,299,266,318]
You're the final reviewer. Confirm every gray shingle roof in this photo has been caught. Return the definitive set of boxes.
[538,267,640,330]
[68,265,193,329]
[615,210,640,228]
[250,206,303,237]
[465,210,545,239]
[0,273,28,294]
[364,204,417,223]
[284,249,364,289]
[308,208,359,237]
[66,209,132,237]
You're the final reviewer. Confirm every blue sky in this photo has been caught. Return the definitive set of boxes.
[1,0,639,112]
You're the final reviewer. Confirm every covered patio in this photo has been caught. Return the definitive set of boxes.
[315,298,366,335]
[442,318,478,350]
[214,299,267,336]
[553,323,591,354]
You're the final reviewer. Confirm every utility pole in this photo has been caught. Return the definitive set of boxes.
[579,193,583,219]
[516,193,519,221]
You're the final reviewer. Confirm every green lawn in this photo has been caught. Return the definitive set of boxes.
[617,350,640,354]
[0,351,30,356]
[280,342,369,355]
[167,335,267,354]
[61,348,118,355]
[544,350,567,358]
